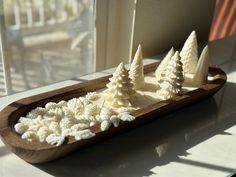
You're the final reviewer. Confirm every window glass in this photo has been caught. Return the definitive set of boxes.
[0,0,94,96]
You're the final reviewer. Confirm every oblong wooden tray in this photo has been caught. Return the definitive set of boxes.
[0,61,227,163]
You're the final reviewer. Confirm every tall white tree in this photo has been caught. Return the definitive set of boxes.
[129,44,145,90]
[105,63,135,108]
[180,31,198,74]
[157,51,184,100]
[193,45,209,86]
[155,47,174,81]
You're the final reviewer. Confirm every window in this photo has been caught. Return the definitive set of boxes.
[0,0,94,96]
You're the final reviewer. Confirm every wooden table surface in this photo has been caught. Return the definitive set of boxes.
[0,35,235,177]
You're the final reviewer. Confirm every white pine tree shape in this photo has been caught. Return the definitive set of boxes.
[155,47,174,81]
[105,62,135,108]
[193,45,209,86]
[158,51,184,100]
[129,44,145,90]
[180,31,198,74]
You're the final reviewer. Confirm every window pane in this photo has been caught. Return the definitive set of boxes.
[0,0,94,96]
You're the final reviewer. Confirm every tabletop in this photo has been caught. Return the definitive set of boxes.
[0,35,236,177]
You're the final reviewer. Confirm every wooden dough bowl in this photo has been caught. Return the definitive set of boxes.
[0,61,227,163]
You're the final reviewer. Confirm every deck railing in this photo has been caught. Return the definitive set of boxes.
[5,0,81,31]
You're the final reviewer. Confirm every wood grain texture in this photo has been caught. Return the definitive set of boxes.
[0,61,227,163]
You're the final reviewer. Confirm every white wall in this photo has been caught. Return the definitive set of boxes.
[132,0,215,58]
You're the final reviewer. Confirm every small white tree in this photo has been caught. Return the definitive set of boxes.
[129,44,145,90]
[193,45,209,86]
[155,47,174,81]
[158,51,184,100]
[105,63,135,108]
[180,31,198,74]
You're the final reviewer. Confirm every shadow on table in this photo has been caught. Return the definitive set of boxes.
[0,146,11,157]
[35,81,236,177]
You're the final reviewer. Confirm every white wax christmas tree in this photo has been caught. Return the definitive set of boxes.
[157,51,184,100]
[180,31,198,74]
[193,45,209,86]
[129,44,145,90]
[105,62,135,108]
[155,47,175,81]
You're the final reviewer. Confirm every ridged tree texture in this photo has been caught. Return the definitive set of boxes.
[180,31,198,74]
[129,44,145,90]
[105,63,135,108]
[158,51,184,100]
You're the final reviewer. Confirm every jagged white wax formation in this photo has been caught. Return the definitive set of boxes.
[129,44,145,90]
[193,45,209,86]
[105,62,135,108]
[180,31,198,74]
[157,51,184,100]
[14,94,136,146]
[155,47,175,81]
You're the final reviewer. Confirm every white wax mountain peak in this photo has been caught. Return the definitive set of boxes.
[193,45,209,86]
[180,31,198,74]
[129,44,145,90]
[155,47,175,81]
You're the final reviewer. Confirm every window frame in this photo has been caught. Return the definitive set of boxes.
[0,0,12,94]
[94,0,136,71]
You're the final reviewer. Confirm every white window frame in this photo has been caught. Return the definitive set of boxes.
[94,0,136,71]
[0,0,12,94]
